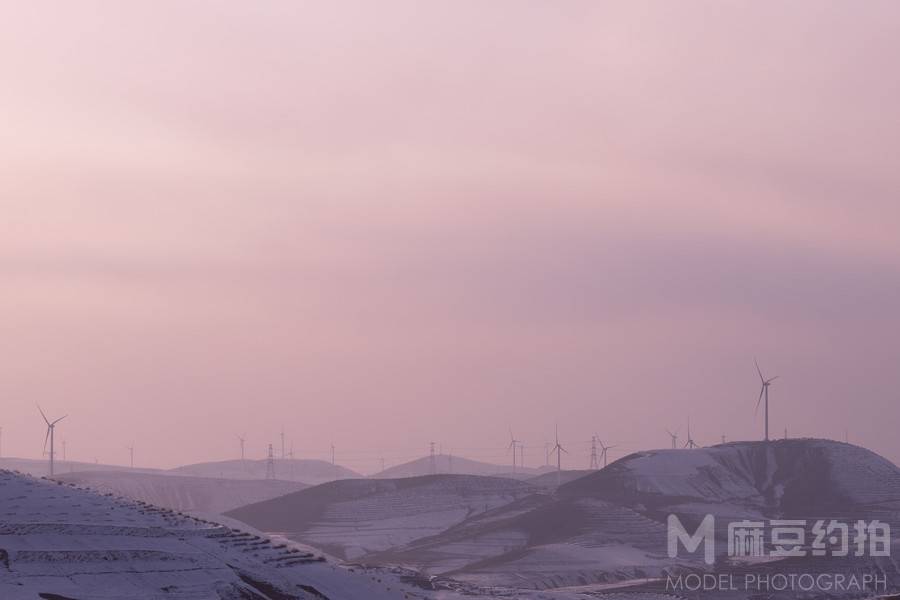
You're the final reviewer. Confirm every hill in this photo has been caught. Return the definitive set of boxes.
[348,440,900,591]
[0,468,420,599]
[526,469,596,488]
[0,456,162,478]
[226,474,539,560]
[371,454,548,479]
[58,470,308,514]
[170,458,361,484]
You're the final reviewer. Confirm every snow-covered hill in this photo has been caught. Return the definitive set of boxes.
[0,468,422,600]
[253,439,900,594]
[170,458,360,485]
[226,474,539,561]
[57,470,308,514]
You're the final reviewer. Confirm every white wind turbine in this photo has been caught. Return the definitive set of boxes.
[551,425,567,486]
[237,434,246,461]
[665,428,679,449]
[507,428,521,473]
[38,405,67,477]
[598,438,617,467]
[755,359,779,442]
[683,417,698,449]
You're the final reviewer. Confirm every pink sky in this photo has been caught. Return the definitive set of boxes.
[1,1,899,472]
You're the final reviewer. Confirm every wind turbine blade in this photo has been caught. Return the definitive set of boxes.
[755,358,765,383]
[52,415,68,425]
[37,404,50,426]
[755,386,764,414]
[560,446,568,454]
[768,375,780,383]
[43,427,50,453]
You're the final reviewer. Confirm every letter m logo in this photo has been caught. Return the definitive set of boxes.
[668,514,715,565]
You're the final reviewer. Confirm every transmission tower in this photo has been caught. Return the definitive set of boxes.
[590,435,599,469]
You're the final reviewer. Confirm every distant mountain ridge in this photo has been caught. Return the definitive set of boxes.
[168,458,361,484]
[372,454,552,479]
[58,470,309,514]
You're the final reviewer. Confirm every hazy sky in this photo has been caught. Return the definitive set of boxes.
[2,1,899,472]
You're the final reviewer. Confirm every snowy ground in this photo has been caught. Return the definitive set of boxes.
[0,469,421,599]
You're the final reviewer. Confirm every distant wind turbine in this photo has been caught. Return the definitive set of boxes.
[237,434,246,461]
[683,417,698,449]
[127,444,134,469]
[551,425,567,486]
[755,359,779,442]
[665,428,679,449]
[507,429,521,473]
[38,405,67,477]
[598,438,617,467]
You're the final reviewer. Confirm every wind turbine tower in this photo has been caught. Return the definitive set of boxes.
[551,425,567,486]
[599,439,617,467]
[38,405,67,477]
[237,434,246,461]
[508,429,520,473]
[755,359,779,442]
[666,428,679,449]
[265,444,276,479]
[683,418,698,449]
[429,441,437,475]
[127,444,134,469]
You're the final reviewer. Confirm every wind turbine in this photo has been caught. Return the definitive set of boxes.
[683,417,698,449]
[755,359,779,442]
[237,434,246,460]
[38,405,67,477]
[507,429,520,473]
[127,444,134,469]
[551,425,567,486]
[665,428,679,449]
[598,438,617,467]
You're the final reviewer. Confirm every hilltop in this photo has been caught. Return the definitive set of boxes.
[226,474,539,560]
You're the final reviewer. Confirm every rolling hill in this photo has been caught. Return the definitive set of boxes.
[229,439,900,594]
[371,454,551,479]
[375,439,900,590]
[170,458,360,484]
[0,468,418,599]
[58,470,309,514]
[226,474,540,561]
